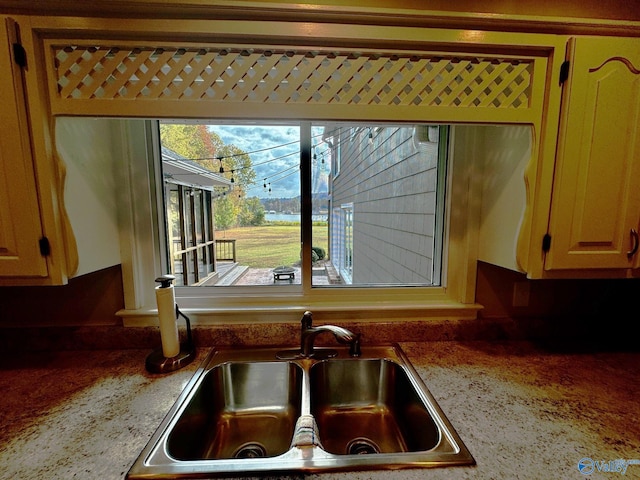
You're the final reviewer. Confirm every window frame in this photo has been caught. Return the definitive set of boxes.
[117,119,482,326]
[340,203,354,284]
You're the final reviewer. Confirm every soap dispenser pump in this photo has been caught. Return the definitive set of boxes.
[145,274,196,373]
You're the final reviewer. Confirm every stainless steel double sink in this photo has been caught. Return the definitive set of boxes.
[127,344,474,478]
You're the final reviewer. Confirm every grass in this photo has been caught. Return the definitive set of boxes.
[216,223,328,268]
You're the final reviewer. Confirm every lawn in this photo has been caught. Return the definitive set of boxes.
[216,223,328,268]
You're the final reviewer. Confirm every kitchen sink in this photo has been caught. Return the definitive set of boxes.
[127,344,474,478]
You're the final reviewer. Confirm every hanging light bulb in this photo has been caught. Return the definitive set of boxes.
[218,157,224,173]
[263,179,267,189]
[230,170,235,183]
[313,144,317,160]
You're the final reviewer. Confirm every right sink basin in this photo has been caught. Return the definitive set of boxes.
[310,358,440,455]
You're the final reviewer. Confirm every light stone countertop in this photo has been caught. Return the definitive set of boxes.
[0,341,638,480]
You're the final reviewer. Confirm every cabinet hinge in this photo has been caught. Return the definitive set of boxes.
[559,61,570,85]
[12,42,27,68]
[542,234,552,253]
[39,237,51,257]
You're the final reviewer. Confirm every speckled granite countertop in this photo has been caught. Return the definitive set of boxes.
[1,341,638,480]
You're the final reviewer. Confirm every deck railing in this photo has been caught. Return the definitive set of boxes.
[215,239,237,262]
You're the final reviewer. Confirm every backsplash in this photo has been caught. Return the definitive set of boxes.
[0,262,638,352]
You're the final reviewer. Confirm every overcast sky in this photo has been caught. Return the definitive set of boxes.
[210,124,328,199]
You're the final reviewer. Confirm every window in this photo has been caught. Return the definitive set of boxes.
[154,121,448,291]
[95,115,496,327]
[315,123,447,286]
[63,116,492,326]
[159,122,303,286]
[340,204,354,283]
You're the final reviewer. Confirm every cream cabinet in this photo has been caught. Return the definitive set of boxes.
[0,17,48,278]
[0,16,85,285]
[544,37,640,271]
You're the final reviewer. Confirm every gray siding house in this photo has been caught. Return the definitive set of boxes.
[326,125,443,285]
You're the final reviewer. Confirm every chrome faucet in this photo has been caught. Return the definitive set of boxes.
[299,311,361,357]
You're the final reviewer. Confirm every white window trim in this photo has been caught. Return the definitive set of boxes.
[116,121,483,326]
[339,203,354,284]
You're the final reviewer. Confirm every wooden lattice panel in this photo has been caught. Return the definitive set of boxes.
[52,45,533,109]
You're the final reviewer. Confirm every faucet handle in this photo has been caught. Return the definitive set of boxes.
[301,311,313,329]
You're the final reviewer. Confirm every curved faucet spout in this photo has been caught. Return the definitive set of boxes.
[299,311,361,357]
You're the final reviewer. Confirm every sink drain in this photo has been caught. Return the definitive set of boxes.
[346,438,381,455]
[232,442,267,458]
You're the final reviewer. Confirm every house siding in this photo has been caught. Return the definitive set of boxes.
[330,126,440,284]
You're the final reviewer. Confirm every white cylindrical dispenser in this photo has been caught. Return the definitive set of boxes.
[155,275,180,358]
[146,274,196,374]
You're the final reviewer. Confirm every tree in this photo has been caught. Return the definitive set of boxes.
[159,123,222,168]
[238,197,266,226]
[214,195,236,231]
[217,143,256,189]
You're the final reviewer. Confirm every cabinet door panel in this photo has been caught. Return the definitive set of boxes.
[546,37,640,270]
[0,18,48,277]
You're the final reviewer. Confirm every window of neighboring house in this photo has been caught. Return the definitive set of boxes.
[334,138,341,177]
[341,203,354,283]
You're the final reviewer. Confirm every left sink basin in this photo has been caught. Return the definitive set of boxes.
[167,361,303,460]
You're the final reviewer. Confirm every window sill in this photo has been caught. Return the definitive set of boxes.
[119,296,482,327]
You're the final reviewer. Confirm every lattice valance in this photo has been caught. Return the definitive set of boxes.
[52,45,533,110]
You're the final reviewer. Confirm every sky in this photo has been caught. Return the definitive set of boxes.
[209,124,329,199]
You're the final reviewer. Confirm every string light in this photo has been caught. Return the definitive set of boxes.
[164,125,386,200]
[170,134,321,163]
[215,128,379,197]
[166,127,380,197]
[162,129,326,165]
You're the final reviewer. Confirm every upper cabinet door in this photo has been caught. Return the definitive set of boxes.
[0,18,48,278]
[545,37,640,270]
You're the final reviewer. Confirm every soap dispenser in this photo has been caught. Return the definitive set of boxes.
[146,274,196,373]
